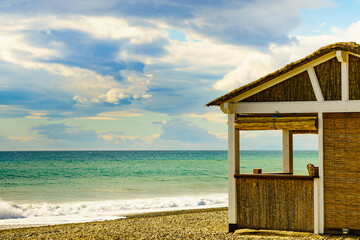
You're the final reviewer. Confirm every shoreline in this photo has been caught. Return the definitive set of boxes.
[1,207,359,239]
[0,205,227,231]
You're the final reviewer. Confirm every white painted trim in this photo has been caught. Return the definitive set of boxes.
[341,53,349,101]
[221,102,235,114]
[314,178,319,234]
[282,130,293,173]
[235,100,360,114]
[307,67,324,102]
[318,113,324,234]
[336,50,346,62]
[226,52,336,103]
[228,113,239,225]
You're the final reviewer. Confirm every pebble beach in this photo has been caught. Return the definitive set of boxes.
[1,207,359,240]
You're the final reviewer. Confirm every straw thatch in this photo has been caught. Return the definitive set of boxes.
[349,54,360,100]
[207,42,360,106]
[314,57,341,100]
[241,70,316,102]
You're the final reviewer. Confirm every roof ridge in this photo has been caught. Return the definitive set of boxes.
[207,42,360,106]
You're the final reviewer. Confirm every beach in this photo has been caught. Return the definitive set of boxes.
[0,207,359,240]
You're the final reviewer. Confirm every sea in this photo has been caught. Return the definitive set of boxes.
[0,150,318,229]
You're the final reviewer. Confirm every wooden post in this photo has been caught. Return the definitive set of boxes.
[314,178,320,234]
[227,106,239,232]
[336,51,349,102]
[317,113,324,234]
[282,130,293,173]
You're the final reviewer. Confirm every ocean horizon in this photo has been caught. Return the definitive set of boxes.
[0,150,318,228]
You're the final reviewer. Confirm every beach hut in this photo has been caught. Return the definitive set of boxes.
[207,42,360,235]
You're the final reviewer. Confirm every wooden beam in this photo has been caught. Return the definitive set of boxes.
[341,53,349,101]
[225,52,336,103]
[228,113,239,231]
[282,130,293,173]
[307,67,324,102]
[336,50,349,101]
[236,100,360,114]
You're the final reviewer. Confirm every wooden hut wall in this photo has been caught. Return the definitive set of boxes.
[241,71,316,102]
[314,57,341,100]
[323,113,360,232]
[236,176,314,232]
[349,54,360,100]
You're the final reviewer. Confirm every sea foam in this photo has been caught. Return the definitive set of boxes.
[0,194,227,228]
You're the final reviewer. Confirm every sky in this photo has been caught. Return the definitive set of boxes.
[1,0,360,150]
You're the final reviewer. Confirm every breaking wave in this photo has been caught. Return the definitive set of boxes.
[0,194,227,227]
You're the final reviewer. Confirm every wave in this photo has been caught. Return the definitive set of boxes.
[0,194,227,227]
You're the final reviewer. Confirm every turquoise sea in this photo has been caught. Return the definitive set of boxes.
[0,150,318,227]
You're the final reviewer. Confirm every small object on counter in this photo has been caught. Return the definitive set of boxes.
[307,163,319,177]
[253,169,262,174]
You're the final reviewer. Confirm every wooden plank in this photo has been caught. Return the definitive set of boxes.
[234,174,316,180]
[235,100,360,114]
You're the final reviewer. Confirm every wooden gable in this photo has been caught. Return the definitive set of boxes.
[314,57,341,100]
[207,42,360,107]
[241,71,316,102]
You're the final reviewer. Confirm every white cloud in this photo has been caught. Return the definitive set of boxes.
[8,136,37,142]
[209,131,227,139]
[212,32,349,92]
[160,39,250,70]
[98,132,160,144]
[142,134,160,144]
[213,53,279,91]
[90,70,152,104]
[98,133,139,142]
[185,112,227,123]
[0,15,165,44]
[98,110,142,117]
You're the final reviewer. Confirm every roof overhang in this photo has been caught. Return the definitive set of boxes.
[207,42,360,106]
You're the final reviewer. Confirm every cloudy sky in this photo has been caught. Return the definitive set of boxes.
[1,0,360,150]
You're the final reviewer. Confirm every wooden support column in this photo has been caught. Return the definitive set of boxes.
[225,103,239,232]
[317,113,324,234]
[336,50,349,101]
[282,130,293,173]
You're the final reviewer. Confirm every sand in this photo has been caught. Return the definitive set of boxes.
[0,207,359,239]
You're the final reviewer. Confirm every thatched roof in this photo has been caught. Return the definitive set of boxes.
[207,42,360,106]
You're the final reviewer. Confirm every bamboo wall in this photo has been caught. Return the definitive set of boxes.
[314,57,341,100]
[323,113,360,232]
[236,175,314,232]
[349,54,360,100]
[241,71,316,102]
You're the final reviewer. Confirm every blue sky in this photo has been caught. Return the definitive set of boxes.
[0,0,359,150]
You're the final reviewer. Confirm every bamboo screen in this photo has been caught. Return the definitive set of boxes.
[349,54,360,100]
[323,113,360,231]
[241,71,316,102]
[236,177,314,232]
[314,57,341,100]
[235,116,317,131]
